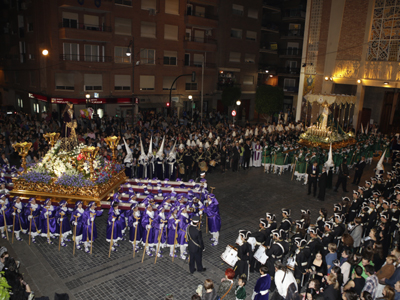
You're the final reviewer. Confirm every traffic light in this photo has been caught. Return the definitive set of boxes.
[166,102,170,107]
[191,71,196,82]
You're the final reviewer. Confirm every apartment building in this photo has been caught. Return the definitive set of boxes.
[0,0,262,120]
[258,0,307,116]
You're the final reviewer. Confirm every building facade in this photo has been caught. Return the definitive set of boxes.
[0,0,262,121]
[297,0,400,134]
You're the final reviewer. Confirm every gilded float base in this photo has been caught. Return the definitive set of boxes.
[298,138,356,150]
[10,170,127,207]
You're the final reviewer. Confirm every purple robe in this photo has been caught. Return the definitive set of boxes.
[25,203,42,233]
[55,207,71,235]
[153,212,167,245]
[82,209,103,242]
[127,210,143,243]
[254,274,271,300]
[70,208,85,236]
[167,215,178,245]
[106,209,123,241]
[0,200,11,227]
[177,212,189,245]
[12,202,27,232]
[40,205,58,236]
[141,212,156,244]
[204,200,221,233]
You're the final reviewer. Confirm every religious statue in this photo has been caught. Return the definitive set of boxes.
[320,102,330,130]
[60,102,78,151]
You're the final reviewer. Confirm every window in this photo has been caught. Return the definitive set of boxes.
[114,46,131,63]
[286,61,298,72]
[55,73,75,90]
[164,24,178,40]
[115,75,131,90]
[63,43,79,61]
[165,0,179,15]
[248,8,258,19]
[17,98,23,108]
[84,15,99,30]
[140,75,155,90]
[33,103,39,113]
[140,49,156,64]
[62,12,78,28]
[19,41,25,63]
[115,18,131,35]
[287,42,299,55]
[243,75,254,85]
[141,0,156,10]
[115,0,132,6]
[185,76,197,90]
[164,51,177,65]
[231,28,242,39]
[194,30,205,43]
[27,22,33,32]
[284,78,296,90]
[193,53,203,67]
[84,45,99,62]
[246,31,257,41]
[229,52,241,63]
[141,22,156,38]
[163,76,176,90]
[27,44,35,60]
[184,53,190,66]
[84,74,102,91]
[232,4,243,16]
[195,6,205,17]
[244,53,255,63]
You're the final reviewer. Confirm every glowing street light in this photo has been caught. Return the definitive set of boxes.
[42,49,49,56]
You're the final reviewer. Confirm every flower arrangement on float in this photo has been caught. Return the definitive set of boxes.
[17,140,124,188]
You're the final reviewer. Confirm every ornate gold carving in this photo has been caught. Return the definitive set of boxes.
[12,142,32,173]
[333,60,360,79]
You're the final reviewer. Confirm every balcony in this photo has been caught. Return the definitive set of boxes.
[184,62,216,69]
[59,22,112,42]
[282,9,306,21]
[262,0,281,12]
[217,82,240,91]
[283,86,299,94]
[261,22,279,33]
[281,29,304,39]
[58,0,113,11]
[277,67,300,77]
[278,49,302,58]
[185,12,218,28]
[184,36,217,52]
[259,43,278,55]
[59,54,112,69]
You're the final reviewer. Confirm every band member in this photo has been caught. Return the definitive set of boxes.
[234,230,252,279]
[187,215,206,274]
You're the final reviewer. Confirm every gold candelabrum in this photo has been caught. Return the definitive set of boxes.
[43,132,60,148]
[104,136,120,162]
[81,146,99,182]
[12,142,32,173]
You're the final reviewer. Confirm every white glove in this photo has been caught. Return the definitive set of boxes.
[17,209,21,213]
[90,217,94,222]
[44,212,48,217]
[160,223,164,229]
[12,212,15,216]
[199,211,203,215]
[28,215,32,220]
[175,220,179,224]
[146,225,151,230]
[73,221,77,226]
[133,221,138,227]
[77,213,81,217]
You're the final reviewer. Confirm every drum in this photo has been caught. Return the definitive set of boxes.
[179,163,185,174]
[247,237,257,252]
[199,161,208,172]
[253,245,268,264]
[209,160,216,167]
[221,245,238,267]
[287,256,296,271]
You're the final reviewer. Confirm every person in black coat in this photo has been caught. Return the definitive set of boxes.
[232,142,240,172]
[234,230,253,279]
[334,160,350,192]
[352,156,366,185]
[307,161,319,197]
[322,274,341,300]
[220,145,229,173]
[243,140,251,169]
[318,166,328,201]
[186,216,206,274]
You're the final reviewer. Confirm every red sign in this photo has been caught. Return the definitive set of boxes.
[29,93,48,102]
[231,110,237,117]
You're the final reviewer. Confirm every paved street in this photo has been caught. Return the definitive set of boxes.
[2,160,380,300]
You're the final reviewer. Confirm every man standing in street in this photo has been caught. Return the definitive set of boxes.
[307,161,319,197]
[243,139,251,169]
[352,156,366,185]
[232,142,240,172]
[187,216,206,274]
[334,158,350,192]
[318,166,327,201]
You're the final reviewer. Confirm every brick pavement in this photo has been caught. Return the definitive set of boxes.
[1,160,380,300]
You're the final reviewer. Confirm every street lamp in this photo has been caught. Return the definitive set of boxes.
[85,93,90,99]
[236,100,241,106]
[42,49,49,56]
